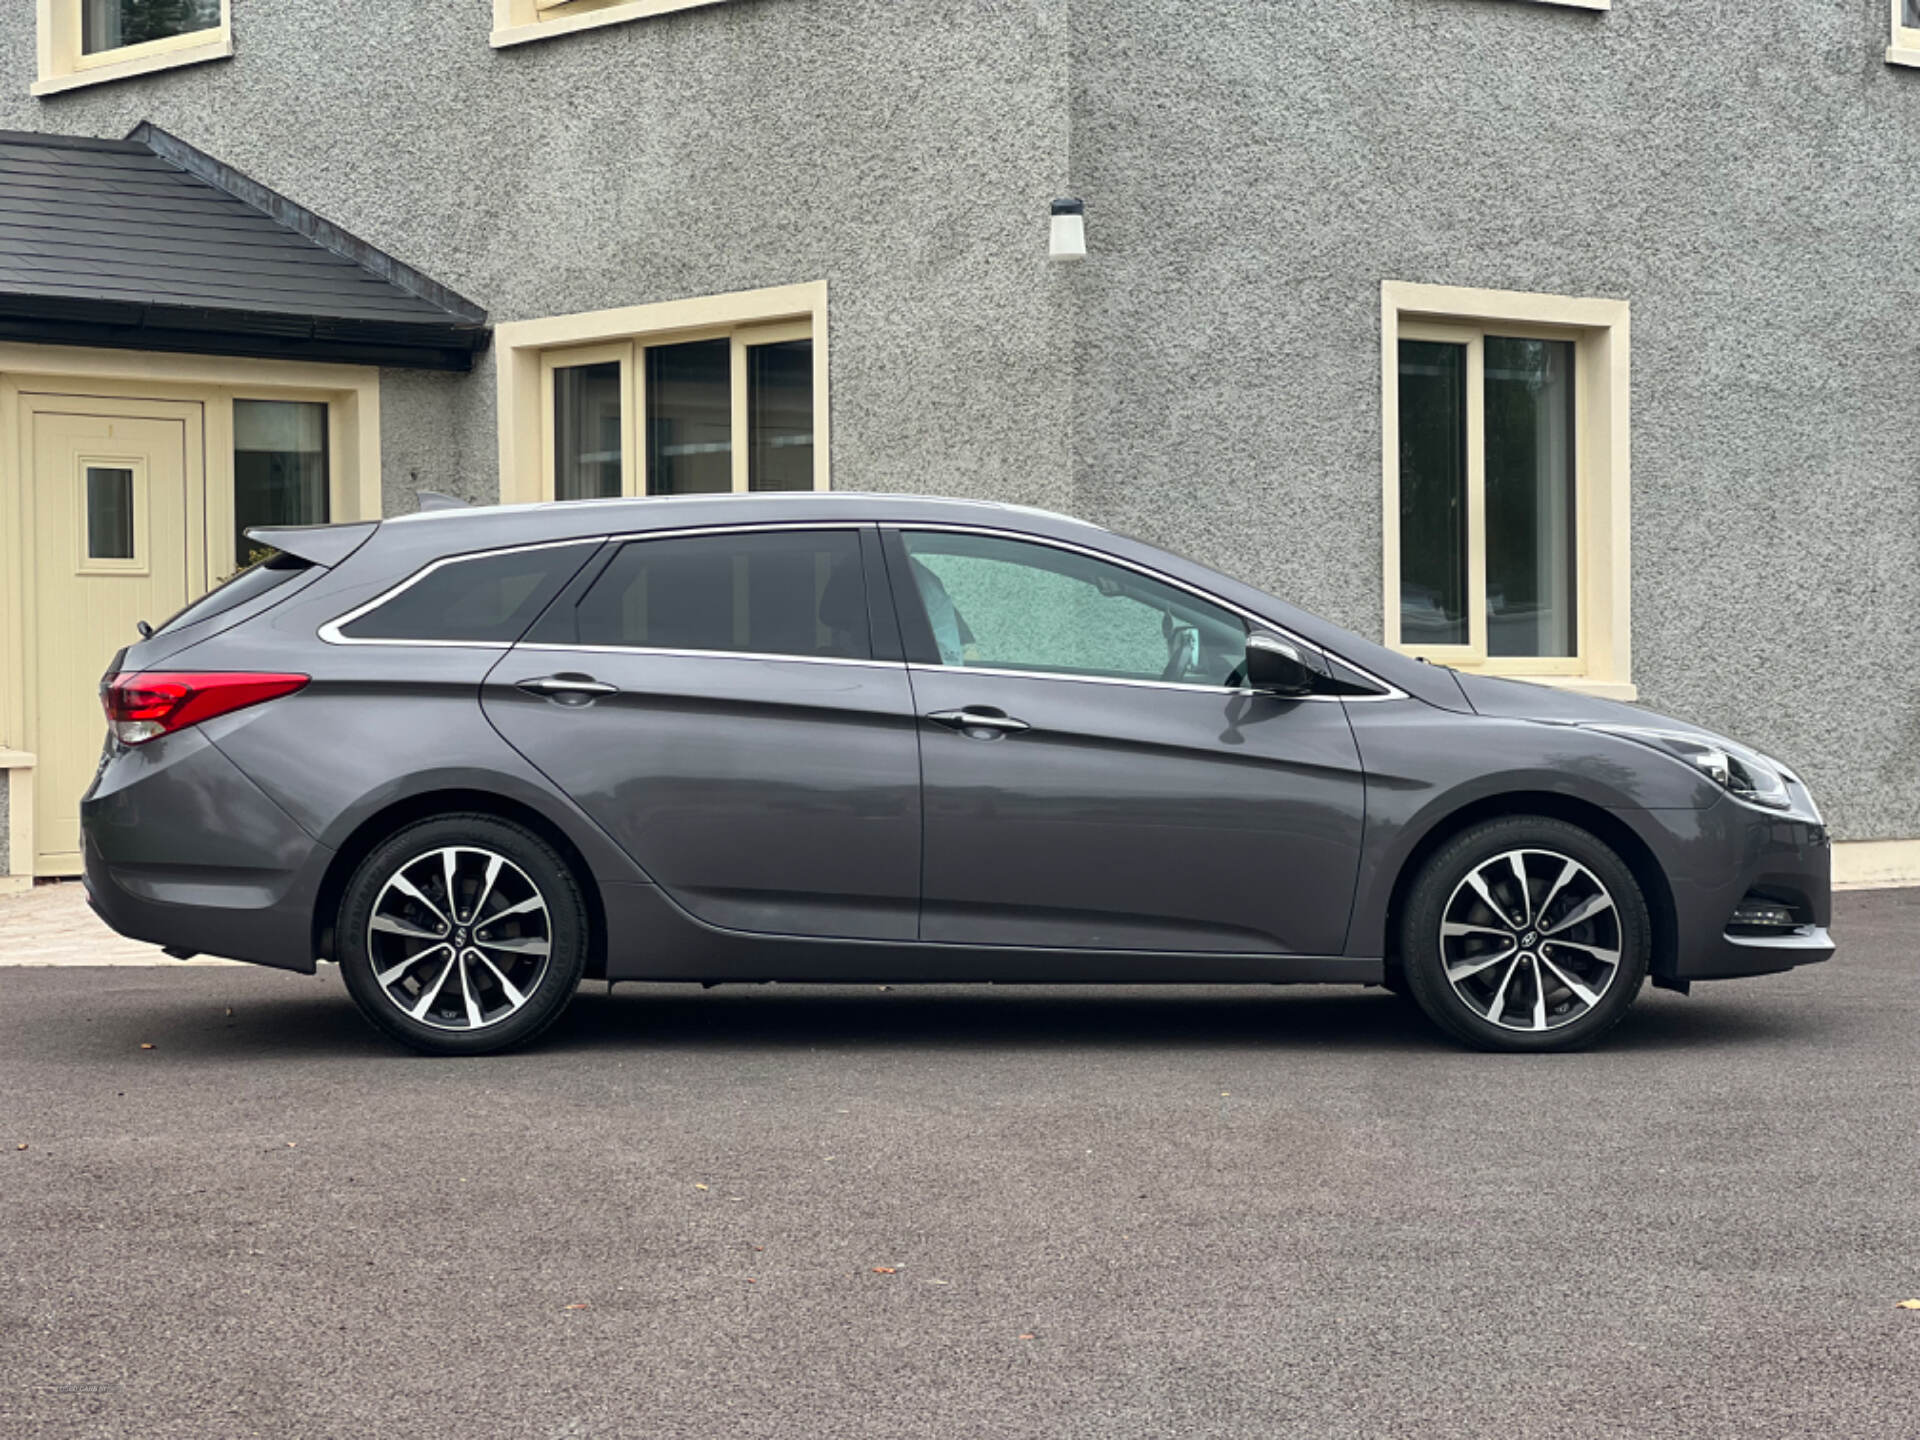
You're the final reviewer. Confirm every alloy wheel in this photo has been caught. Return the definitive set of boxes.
[1439,847,1622,1033]
[366,846,552,1032]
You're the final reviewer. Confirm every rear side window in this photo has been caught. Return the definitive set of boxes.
[555,529,870,660]
[155,551,311,637]
[336,542,598,644]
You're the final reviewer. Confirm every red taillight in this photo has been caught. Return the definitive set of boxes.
[102,672,309,745]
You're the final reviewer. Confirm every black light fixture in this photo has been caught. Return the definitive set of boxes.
[1049,196,1086,263]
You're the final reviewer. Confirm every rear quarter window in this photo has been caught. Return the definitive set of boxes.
[333,542,599,644]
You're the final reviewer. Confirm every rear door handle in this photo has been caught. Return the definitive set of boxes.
[926,707,1030,736]
[516,673,619,700]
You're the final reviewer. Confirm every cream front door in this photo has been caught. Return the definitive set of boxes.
[26,397,205,875]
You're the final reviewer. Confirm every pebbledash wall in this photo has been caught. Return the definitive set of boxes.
[1,0,1917,872]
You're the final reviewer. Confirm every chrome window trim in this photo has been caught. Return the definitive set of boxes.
[318,537,610,647]
[319,518,1410,705]
[321,523,868,651]
[908,661,1290,699]
[891,522,1409,703]
[515,643,899,671]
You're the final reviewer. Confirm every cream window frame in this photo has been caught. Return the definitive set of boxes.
[1505,0,1609,10]
[1890,0,1920,67]
[33,0,234,97]
[499,282,829,505]
[1381,282,1632,701]
[75,456,149,575]
[491,0,728,51]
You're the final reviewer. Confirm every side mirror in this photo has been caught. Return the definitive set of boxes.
[1245,632,1316,697]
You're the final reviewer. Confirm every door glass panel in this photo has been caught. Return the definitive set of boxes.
[553,361,622,501]
[747,340,814,492]
[83,0,220,53]
[899,532,1247,685]
[233,400,328,570]
[1908,0,1920,27]
[1484,337,1577,658]
[1397,340,1469,647]
[568,529,869,660]
[85,466,134,559]
[645,340,731,495]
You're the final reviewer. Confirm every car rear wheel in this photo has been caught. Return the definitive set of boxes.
[1400,816,1650,1052]
[337,814,588,1056]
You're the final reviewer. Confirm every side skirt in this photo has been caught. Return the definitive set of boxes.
[600,882,1383,986]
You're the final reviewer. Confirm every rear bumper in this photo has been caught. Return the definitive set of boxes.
[80,728,330,973]
[1658,802,1833,981]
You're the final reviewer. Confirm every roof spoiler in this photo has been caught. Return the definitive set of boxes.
[244,520,378,568]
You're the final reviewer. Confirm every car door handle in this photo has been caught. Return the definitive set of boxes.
[516,673,619,699]
[926,707,1031,736]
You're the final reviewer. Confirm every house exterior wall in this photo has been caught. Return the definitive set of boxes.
[0,0,1076,512]
[1065,0,1920,842]
[0,0,1914,844]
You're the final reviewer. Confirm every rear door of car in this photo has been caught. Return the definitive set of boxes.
[481,524,922,941]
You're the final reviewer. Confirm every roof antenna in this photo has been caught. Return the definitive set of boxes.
[415,490,469,513]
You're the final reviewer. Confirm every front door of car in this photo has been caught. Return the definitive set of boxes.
[482,525,922,941]
[886,528,1366,955]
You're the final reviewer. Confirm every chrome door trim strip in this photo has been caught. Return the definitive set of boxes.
[513,643,902,671]
[888,521,1409,702]
[907,663,1341,702]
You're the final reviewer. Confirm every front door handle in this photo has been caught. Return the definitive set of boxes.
[516,673,619,700]
[926,707,1031,737]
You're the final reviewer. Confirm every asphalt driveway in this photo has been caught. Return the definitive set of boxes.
[3,888,1917,1439]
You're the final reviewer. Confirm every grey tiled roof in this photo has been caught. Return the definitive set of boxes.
[0,125,488,369]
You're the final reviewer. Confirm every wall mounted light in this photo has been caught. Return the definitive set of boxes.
[1049,197,1086,263]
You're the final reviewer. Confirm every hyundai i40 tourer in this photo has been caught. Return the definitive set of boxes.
[81,494,1832,1054]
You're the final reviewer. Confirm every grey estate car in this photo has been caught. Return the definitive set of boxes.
[81,493,1833,1055]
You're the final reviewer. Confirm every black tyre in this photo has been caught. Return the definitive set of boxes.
[337,813,588,1056]
[1400,816,1650,1053]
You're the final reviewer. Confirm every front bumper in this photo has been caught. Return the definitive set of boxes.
[1655,800,1833,981]
[81,727,331,972]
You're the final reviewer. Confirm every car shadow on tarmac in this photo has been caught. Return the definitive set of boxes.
[48,971,1829,1062]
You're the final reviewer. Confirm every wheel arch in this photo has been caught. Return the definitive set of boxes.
[1380,791,1677,980]
[311,788,610,980]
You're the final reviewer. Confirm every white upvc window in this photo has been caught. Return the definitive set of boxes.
[1381,283,1633,700]
[495,282,830,505]
[33,0,233,96]
[491,0,728,50]
[1892,0,1920,67]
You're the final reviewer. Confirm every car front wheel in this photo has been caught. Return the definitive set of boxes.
[1400,816,1651,1052]
[337,813,588,1056]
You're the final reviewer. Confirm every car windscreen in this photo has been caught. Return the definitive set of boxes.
[153,551,313,637]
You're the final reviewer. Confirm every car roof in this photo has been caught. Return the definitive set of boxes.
[382,490,1105,537]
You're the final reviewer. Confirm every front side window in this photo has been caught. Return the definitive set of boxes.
[334,543,598,645]
[1394,327,1578,664]
[550,529,869,661]
[36,0,232,94]
[234,400,329,569]
[899,532,1248,687]
[544,321,819,501]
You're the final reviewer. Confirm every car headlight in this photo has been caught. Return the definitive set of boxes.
[1583,724,1796,811]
